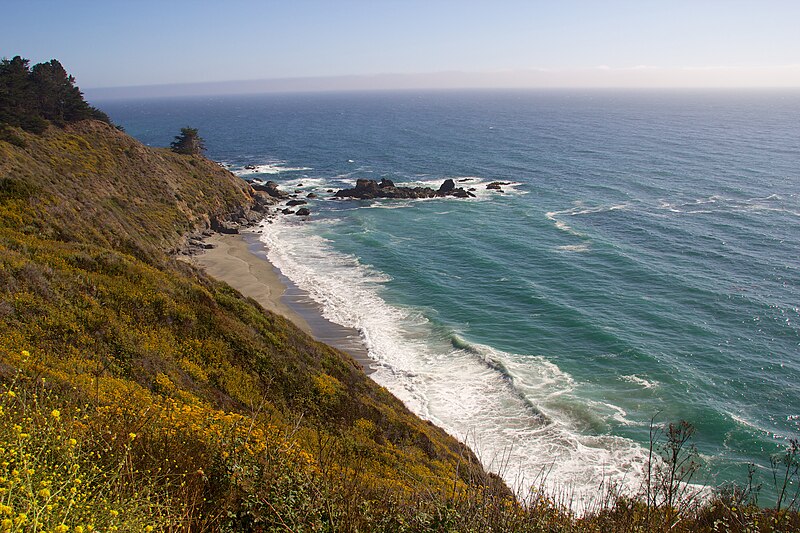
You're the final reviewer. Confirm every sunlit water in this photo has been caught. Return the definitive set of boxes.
[103,89,800,505]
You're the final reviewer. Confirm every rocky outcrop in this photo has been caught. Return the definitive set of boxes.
[335,179,475,200]
[286,199,307,206]
[486,181,511,190]
[437,179,456,194]
[295,207,311,216]
[252,180,289,199]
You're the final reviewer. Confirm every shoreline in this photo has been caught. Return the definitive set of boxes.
[183,230,375,374]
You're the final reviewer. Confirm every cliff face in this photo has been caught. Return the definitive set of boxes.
[0,122,506,530]
[0,120,267,261]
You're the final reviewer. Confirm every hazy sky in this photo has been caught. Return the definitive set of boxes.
[3,0,800,93]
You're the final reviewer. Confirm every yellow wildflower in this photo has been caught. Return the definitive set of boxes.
[2,519,12,530]
[38,488,50,499]
[54,525,69,533]
[109,509,118,517]
[128,433,137,440]
[51,409,61,419]
[6,391,14,398]
[20,350,29,358]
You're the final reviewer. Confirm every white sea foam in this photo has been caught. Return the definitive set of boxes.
[229,162,312,176]
[656,194,799,218]
[546,202,634,240]
[620,374,660,389]
[258,216,652,509]
[556,243,591,253]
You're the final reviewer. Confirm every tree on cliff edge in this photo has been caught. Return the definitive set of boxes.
[170,127,206,155]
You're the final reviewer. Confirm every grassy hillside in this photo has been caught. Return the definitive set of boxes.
[1,121,798,532]
[0,122,517,531]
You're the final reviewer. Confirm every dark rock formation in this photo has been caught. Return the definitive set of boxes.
[295,207,311,216]
[437,179,456,194]
[286,199,307,207]
[252,180,288,199]
[306,193,317,198]
[335,179,475,200]
[281,208,295,215]
[211,219,239,234]
[486,181,511,190]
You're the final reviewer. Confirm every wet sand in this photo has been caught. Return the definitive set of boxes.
[184,231,374,373]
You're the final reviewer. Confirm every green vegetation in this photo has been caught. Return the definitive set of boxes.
[0,56,110,139]
[0,59,798,531]
[170,127,206,156]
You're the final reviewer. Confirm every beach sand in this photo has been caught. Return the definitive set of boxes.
[183,231,374,373]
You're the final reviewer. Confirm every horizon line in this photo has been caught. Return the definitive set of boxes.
[84,66,800,101]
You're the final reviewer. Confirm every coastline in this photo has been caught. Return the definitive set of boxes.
[183,230,374,374]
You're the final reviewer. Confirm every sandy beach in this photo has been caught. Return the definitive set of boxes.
[184,231,374,372]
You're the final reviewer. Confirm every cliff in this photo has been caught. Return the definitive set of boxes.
[0,121,508,531]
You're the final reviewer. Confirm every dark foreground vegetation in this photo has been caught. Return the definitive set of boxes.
[1,57,798,531]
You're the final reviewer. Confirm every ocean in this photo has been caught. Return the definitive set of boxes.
[100,89,800,504]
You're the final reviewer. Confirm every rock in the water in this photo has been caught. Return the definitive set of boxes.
[281,208,295,215]
[326,189,334,193]
[295,207,311,216]
[335,178,471,200]
[306,192,317,198]
[244,164,256,170]
[438,179,456,194]
[286,199,307,206]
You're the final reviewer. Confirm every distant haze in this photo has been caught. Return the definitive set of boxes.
[5,0,800,96]
[86,66,800,101]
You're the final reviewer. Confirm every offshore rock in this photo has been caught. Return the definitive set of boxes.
[286,199,307,206]
[437,179,456,194]
[335,179,475,200]
[295,207,311,216]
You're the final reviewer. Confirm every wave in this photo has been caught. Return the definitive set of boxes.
[257,215,652,508]
[545,202,629,237]
[226,161,312,176]
[620,374,660,389]
[656,194,800,218]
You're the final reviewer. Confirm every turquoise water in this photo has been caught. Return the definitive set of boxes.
[102,90,800,503]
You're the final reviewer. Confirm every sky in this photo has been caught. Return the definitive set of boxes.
[3,0,800,96]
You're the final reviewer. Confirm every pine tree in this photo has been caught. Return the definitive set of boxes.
[30,59,92,125]
[170,127,206,155]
